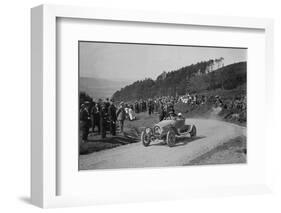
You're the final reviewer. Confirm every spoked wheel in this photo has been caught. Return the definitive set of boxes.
[190,125,197,138]
[141,128,152,147]
[166,130,176,147]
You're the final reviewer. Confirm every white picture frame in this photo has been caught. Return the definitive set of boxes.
[31,4,274,208]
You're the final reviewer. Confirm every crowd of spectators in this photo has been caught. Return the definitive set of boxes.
[79,98,127,142]
[79,93,247,142]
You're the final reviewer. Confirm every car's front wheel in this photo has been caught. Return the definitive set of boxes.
[141,129,152,147]
[166,129,176,147]
[190,125,197,138]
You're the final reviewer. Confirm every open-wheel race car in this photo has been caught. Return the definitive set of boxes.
[141,114,197,147]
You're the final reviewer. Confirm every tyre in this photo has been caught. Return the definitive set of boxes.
[166,129,176,147]
[141,129,151,147]
[190,125,197,138]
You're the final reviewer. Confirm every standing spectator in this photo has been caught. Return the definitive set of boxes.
[159,103,166,121]
[128,105,136,121]
[105,98,110,111]
[80,101,91,143]
[148,99,153,115]
[124,104,130,120]
[89,101,95,132]
[134,101,139,113]
[144,100,147,112]
[155,100,159,113]
[99,103,108,139]
[108,99,117,136]
[139,100,143,112]
[91,102,100,134]
[117,102,126,133]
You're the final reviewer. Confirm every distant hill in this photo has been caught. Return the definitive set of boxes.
[79,77,132,100]
[112,61,246,102]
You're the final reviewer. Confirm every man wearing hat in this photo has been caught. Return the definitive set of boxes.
[148,99,153,116]
[100,102,108,139]
[80,101,91,143]
[117,102,126,133]
[159,102,166,121]
[108,99,117,136]
[90,102,101,134]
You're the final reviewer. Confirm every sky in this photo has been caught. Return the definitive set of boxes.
[79,42,247,81]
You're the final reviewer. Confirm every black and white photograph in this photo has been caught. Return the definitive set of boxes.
[78,41,247,170]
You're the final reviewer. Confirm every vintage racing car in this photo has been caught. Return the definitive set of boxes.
[141,114,197,147]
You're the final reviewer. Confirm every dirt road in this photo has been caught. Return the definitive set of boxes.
[79,119,246,170]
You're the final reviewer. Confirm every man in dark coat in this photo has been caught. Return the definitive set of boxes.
[143,100,147,112]
[159,102,166,121]
[90,102,100,134]
[108,99,117,136]
[105,98,110,110]
[89,101,95,132]
[99,103,108,139]
[139,99,143,112]
[80,102,91,142]
[134,101,139,113]
[148,99,153,116]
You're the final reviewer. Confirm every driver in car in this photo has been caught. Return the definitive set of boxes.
[177,112,184,119]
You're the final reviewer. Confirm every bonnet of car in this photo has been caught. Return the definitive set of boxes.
[156,119,177,128]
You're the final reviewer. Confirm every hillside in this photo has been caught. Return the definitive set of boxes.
[112,61,247,101]
[80,77,132,100]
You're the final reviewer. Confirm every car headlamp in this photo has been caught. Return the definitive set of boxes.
[145,128,152,134]
[154,126,161,135]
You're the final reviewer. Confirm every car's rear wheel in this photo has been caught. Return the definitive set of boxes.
[166,130,176,147]
[190,125,197,138]
[141,130,151,147]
